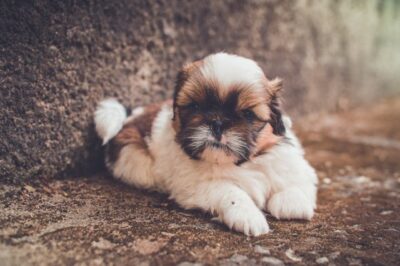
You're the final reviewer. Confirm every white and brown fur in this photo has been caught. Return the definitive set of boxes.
[95,53,318,236]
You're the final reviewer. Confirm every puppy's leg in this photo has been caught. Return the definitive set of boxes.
[256,130,318,220]
[267,186,315,220]
[265,150,318,220]
[173,180,270,236]
[228,168,270,209]
[106,126,157,190]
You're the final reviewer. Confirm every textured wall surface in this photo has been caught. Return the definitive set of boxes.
[1,0,399,181]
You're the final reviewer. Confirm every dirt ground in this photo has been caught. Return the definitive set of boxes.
[1,99,399,266]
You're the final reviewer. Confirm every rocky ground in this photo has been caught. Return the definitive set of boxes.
[1,99,399,266]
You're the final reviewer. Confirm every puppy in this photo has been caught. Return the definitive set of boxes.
[94,53,318,236]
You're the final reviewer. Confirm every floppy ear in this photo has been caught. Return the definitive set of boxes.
[171,68,188,131]
[172,69,187,121]
[172,60,202,121]
[268,78,285,136]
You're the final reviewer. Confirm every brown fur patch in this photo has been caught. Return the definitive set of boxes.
[106,126,149,167]
[253,124,282,157]
[115,127,147,148]
[106,101,170,165]
[234,86,271,121]
[127,102,170,138]
[175,76,216,107]
[236,87,268,110]
[173,60,204,107]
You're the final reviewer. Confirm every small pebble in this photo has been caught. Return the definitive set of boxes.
[178,262,203,266]
[316,257,329,264]
[24,185,36,192]
[323,178,332,184]
[119,222,130,229]
[285,248,302,262]
[329,251,341,259]
[380,210,393,215]
[254,245,270,255]
[261,257,284,266]
[354,176,371,184]
[229,254,248,263]
[347,258,362,266]
[360,197,371,202]
[91,238,115,250]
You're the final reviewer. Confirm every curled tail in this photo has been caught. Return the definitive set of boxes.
[94,99,127,145]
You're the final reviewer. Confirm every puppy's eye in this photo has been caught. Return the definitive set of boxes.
[187,102,200,110]
[242,109,255,120]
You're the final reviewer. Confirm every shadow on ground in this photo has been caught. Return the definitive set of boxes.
[1,99,399,266]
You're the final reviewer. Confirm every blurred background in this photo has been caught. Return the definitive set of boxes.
[1,1,400,265]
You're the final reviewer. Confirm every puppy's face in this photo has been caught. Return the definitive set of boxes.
[173,53,285,164]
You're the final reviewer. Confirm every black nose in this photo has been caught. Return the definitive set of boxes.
[210,120,223,141]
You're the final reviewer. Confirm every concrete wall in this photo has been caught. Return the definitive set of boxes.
[1,0,399,182]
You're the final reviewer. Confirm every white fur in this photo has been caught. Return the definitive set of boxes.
[123,106,145,125]
[187,125,211,151]
[112,145,159,190]
[131,106,145,117]
[108,105,317,236]
[95,99,127,145]
[100,53,318,236]
[200,53,265,96]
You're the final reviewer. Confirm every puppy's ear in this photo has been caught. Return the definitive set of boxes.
[172,60,202,121]
[172,70,186,131]
[269,77,283,94]
[268,78,285,136]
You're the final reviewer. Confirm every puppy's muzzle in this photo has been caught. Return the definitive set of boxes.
[210,120,223,141]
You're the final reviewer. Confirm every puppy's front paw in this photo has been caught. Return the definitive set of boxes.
[221,204,269,236]
[267,188,314,220]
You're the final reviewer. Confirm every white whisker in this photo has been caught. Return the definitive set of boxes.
[187,126,211,150]
[225,131,248,159]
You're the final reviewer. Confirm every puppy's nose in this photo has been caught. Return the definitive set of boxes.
[210,120,223,141]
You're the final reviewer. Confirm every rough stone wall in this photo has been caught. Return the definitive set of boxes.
[1,0,399,182]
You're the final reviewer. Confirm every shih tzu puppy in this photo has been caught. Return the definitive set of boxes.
[94,53,318,236]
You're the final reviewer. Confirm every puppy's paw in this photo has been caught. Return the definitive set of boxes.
[221,204,270,236]
[267,188,314,220]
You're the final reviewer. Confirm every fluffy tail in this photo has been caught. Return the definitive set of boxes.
[94,98,127,145]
